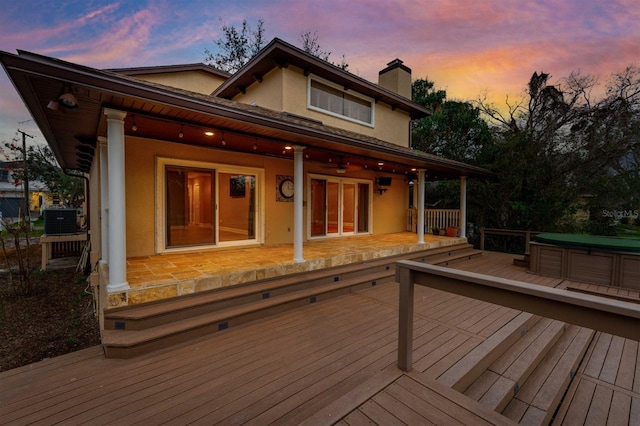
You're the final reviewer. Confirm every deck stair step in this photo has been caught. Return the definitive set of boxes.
[104,243,479,332]
[437,312,539,392]
[513,253,530,267]
[501,325,595,425]
[102,242,480,358]
[102,269,394,358]
[413,244,482,266]
[104,266,393,331]
[462,318,567,414]
[103,244,470,332]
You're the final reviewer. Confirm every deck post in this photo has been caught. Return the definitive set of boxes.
[459,176,467,238]
[397,265,415,372]
[98,136,109,265]
[104,109,129,292]
[293,145,305,263]
[417,169,425,244]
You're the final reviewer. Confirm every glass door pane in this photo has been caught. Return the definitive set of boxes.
[327,181,339,235]
[218,173,257,242]
[311,179,326,236]
[342,183,355,233]
[358,183,369,233]
[166,167,215,247]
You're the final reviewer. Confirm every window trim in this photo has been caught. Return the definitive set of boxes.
[306,173,373,240]
[307,74,375,127]
[155,157,264,254]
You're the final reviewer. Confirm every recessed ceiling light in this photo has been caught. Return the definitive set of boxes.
[204,131,214,136]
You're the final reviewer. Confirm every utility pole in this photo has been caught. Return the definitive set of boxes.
[17,129,34,225]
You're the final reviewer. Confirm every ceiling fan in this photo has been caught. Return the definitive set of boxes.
[325,156,361,174]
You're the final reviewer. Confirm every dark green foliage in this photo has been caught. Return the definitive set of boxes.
[204,18,266,74]
[412,67,639,237]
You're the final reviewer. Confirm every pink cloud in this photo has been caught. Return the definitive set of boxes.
[43,8,161,67]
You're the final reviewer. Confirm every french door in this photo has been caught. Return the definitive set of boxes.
[310,175,371,237]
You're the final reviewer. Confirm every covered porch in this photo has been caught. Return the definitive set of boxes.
[0,49,489,314]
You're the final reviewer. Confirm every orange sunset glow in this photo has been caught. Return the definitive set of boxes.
[1,0,638,143]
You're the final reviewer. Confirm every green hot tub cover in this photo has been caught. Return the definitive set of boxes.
[534,233,640,253]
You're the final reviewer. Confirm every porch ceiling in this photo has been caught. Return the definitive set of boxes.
[1,50,492,181]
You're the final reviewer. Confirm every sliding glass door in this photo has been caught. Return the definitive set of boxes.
[166,166,215,247]
[160,159,261,251]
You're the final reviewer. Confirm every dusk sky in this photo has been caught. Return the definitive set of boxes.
[1,0,638,147]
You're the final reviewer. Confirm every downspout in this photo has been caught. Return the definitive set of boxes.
[64,169,90,273]
[64,169,90,238]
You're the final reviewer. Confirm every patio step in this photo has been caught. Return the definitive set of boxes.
[102,243,479,358]
[104,243,478,331]
[102,269,395,358]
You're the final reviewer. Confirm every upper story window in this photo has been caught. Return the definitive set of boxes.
[0,170,9,182]
[308,77,374,126]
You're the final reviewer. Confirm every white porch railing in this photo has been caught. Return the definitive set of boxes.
[406,208,460,233]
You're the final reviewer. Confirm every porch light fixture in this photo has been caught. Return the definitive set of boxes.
[284,145,292,150]
[131,116,138,132]
[179,126,184,138]
[253,142,258,150]
[58,92,79,110]
[220,132,226,145]
[205,130,215,137]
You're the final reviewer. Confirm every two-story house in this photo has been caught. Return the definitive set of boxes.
[1,38,491,311]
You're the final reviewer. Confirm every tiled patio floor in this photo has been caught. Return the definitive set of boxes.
[108,232,465,306]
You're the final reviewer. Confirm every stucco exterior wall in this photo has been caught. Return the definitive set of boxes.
[123,137,408,258]
[134,71,226,95]
[233,65,411,148]
[240,68,284,111]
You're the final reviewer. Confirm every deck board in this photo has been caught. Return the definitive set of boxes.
[1,249,638,424]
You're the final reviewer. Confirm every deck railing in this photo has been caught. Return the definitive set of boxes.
[395,260,640,372]
[479,228,542,254]
[406,209,460,233]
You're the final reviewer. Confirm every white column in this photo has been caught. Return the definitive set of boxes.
[104,109,129,292]
[293,145,305,263]
[417,169,426,244]
[98,137,109,265]
[460,176,467,238]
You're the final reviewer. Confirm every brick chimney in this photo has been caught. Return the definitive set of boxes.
[378,59,412,99]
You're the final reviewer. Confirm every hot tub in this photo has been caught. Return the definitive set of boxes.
[529,233,640,289]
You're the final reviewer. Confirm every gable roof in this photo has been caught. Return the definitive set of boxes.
[0,48,491,180]
[213,38,431,119]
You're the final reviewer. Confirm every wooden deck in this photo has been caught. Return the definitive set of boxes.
[1,251,638,424]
